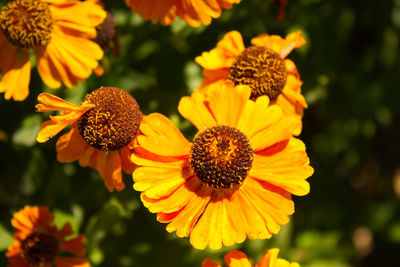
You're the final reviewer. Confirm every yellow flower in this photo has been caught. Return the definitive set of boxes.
[6,206,89,267]
[36,87,142,191]
[0,0,106,101]
[202,248,300,267]
[132,81,313,249]
[195,30,307,135]
[124,0,241,27]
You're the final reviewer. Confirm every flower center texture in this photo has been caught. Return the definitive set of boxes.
[0,0,54,48]
[190,125,253,190]
[21,232,59,265]
[228,46,287,101]
[93,11,116,48]
[78,87,142,151]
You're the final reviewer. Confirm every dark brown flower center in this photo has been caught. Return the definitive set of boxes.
[21,232,59,265]
[228,46,287,101]
[78,87,142,151]
[0,0,54,48]
[93,11,116,48]
[189,126,253,190]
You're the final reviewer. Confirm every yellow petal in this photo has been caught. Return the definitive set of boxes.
[36,93,87,112]
[249,116,300,151]
[0,49,31,101]
[207,82,250,127]
[138,113,191,156]
[50,0,106,38]
[141,176,200,213]
[195,31,244,69]
[133,166,193,199]
[251,138,313,196]
[165,186,212,238]
[178,92,216,131]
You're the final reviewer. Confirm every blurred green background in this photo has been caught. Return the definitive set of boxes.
[1,0,400,266]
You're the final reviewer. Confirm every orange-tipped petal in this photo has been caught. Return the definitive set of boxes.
[224,250,252,267]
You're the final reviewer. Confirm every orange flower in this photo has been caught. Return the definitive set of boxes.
[124,0,241,27]
[36,87,142,191]
[6,206,89,267]
[202,248,300,267]
[195,30,307,135]
[132,81,313,249]
[0,0,106,101]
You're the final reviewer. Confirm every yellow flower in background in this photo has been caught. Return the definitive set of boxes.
[0,0,106,101]
[195,30,307,135]
[132,81,313,249]
[202,248,300,267]
[6,206,89,267]
[125,0,241,27]
[36,87,142,191]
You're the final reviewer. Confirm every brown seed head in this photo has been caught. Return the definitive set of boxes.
[78,87,142,151]
[228,46,287,101]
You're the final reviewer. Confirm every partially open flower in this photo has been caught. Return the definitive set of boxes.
[6,206,89,267]
[202,248,300,267]
[195,30,307,135]
[0,0,106,101]
[36,87,142,191]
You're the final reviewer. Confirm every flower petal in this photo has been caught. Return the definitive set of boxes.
[224,250,252,267]
[207,82,250,127]
[59,234,86,256]
[103,151,124,191]
[195,30,244,70]
[141,176,201,213]
[50,0,106,38]
[249,116,300,151]
[134,166,193,199]
[178,92,217,131]
[56,124,88,162]
[54,257,90,267]
[0,48,31,101]
[251,138,313,196]
[251,31,306,58]
[125,0,176,25]
[164,186,212,238]
[138,113,191,156]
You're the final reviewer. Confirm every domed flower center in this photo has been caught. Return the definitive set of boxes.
[0,0,54,48]
[190,126,253,190]
[78,87,142,151]
[21,232,59,265]
[93,11,116,48]
[228,46,287,101]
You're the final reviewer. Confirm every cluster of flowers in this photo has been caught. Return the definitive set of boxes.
[1,0,313,266]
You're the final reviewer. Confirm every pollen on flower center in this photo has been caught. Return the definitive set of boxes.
[0,0,54,48]
[78,87,142,152]
[189,125,253,190]
[228,46,287,101]
[21,232,59,265]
